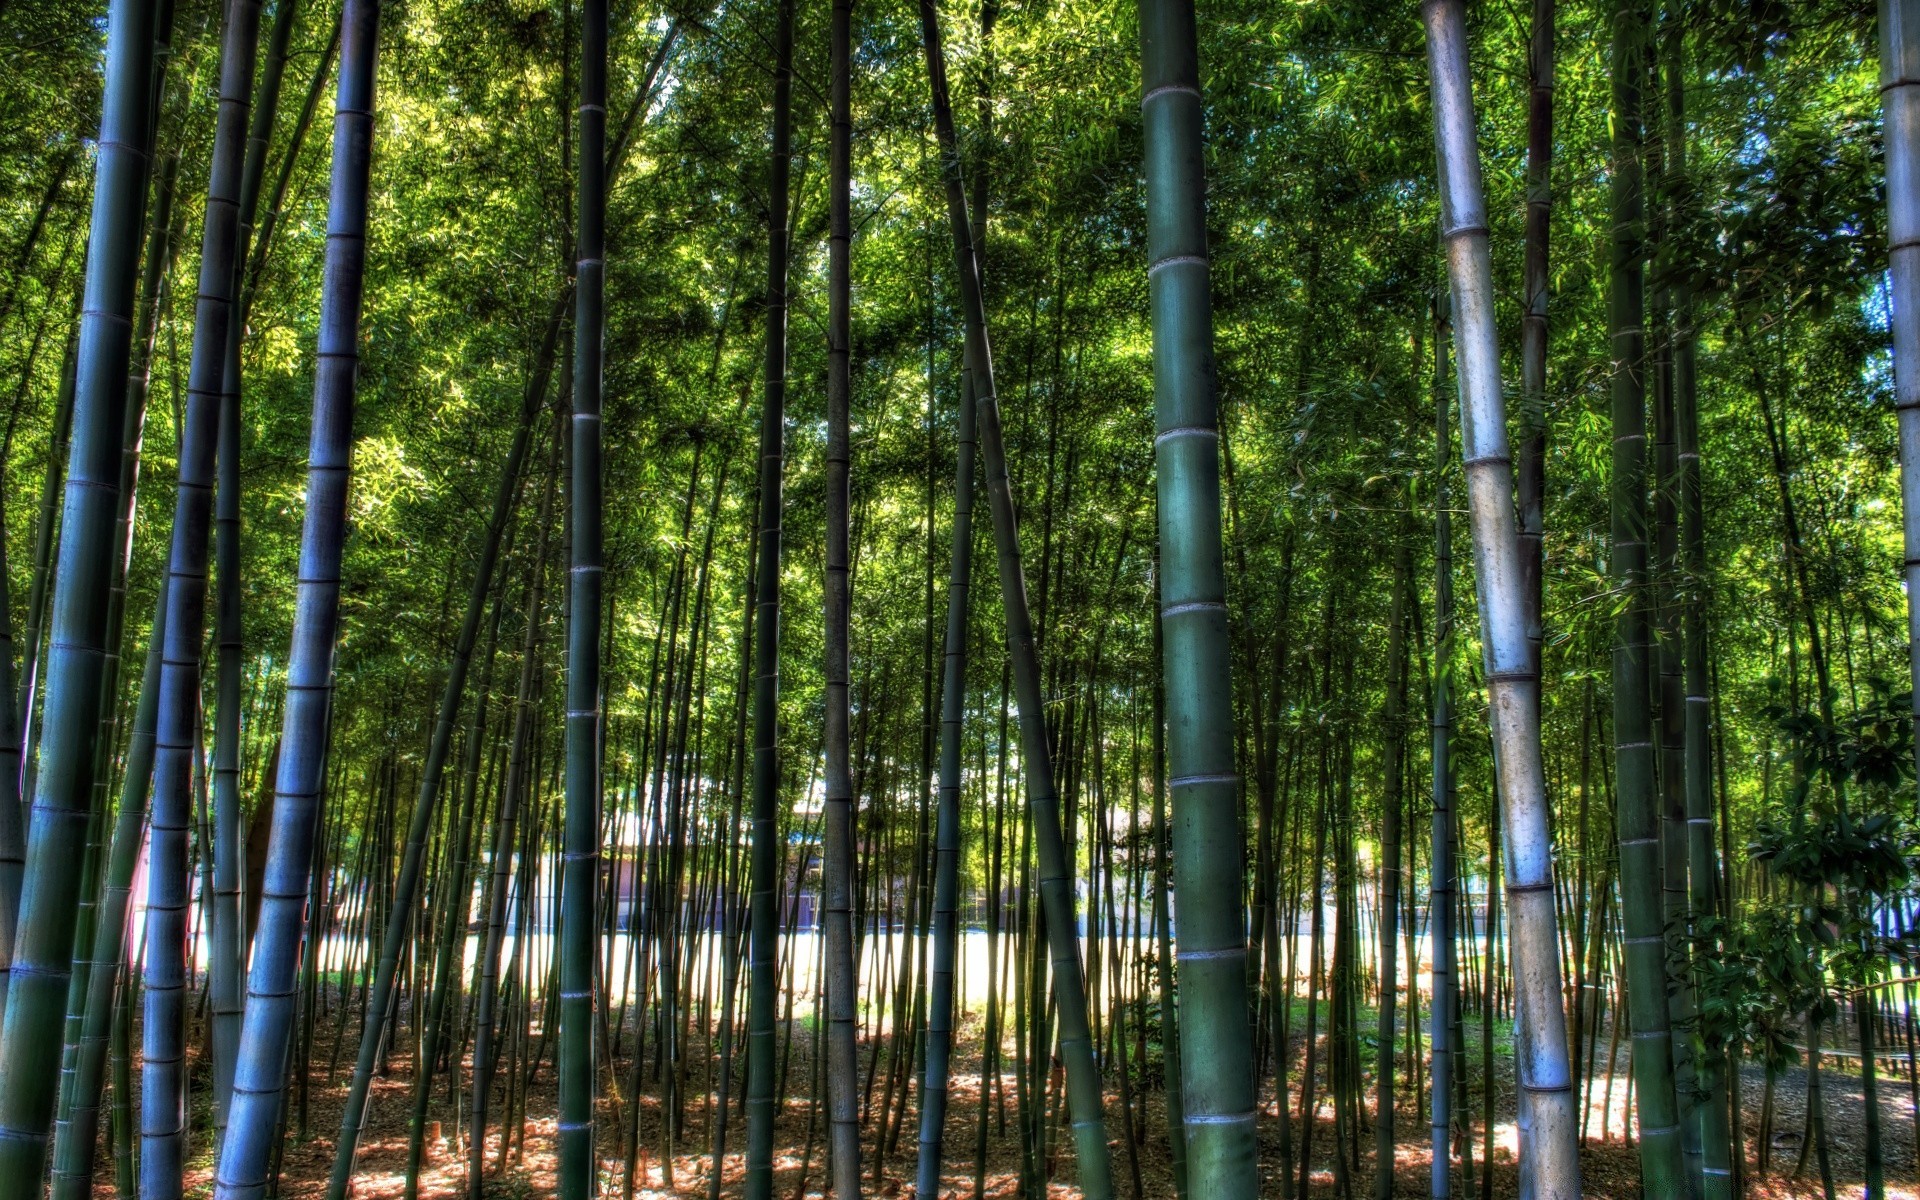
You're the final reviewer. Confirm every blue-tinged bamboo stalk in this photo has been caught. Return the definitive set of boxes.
[212,3,379,1194]
[0,0,159,1186]
[1135,1,1259,1194]
[50,588,166,1200]
[1884,0,1920,822]
[1422,4,1581,1194]
[208,0,299,1138]
[140,1,263,1191]
[917,4,1114,1196]
[48,13,182,1163]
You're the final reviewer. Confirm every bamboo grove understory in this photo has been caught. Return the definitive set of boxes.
[0,0,1919,1198]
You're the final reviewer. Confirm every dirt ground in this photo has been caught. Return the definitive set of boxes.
[162,1006,1920,1199]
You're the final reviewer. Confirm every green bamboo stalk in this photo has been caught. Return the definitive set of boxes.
[918,5,1113,1196]
[743,0,792,1194]
[49,588,166,1200]
[1429,293,1457,1200]
[1136,0,1258,1193]
[0,0,160,1185]
[823,0,862,1193]
[558,0,607,1192]
[1604,0,1686,1189]
[1667,13,1729,1197]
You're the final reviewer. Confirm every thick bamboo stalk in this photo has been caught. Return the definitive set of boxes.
[1602,0,1687,1189]
[48,588,166,1200]
[212,2,380,1193]
[1422,4,1580,1194]
[1136,0,1258,1194]
[1884,0,1920,820]
[207,0,300,1135]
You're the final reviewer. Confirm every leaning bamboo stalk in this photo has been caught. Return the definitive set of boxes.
[325,293,559,1200]
[212,2,380,1193]
[913,111,981,1200]
[1421,4,1580,1194]
[918,4,1113,1196]
[471,406,563,1200]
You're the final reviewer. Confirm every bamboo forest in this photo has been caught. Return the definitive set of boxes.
[7,0,1920,1197]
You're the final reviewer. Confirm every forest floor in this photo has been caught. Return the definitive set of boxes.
[165,1005,1920,1199]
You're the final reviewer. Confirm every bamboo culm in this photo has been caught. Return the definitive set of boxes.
[918,4,1115,1196]
[558,0,608,1192]
[743,0,793,1194]
[1423,3,1581,1193]
[823,0,863,1193]
[1136,0,1260,1193]
[213,2,380,1193]
[141,1,263,1191]
[0,0,159,1186]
